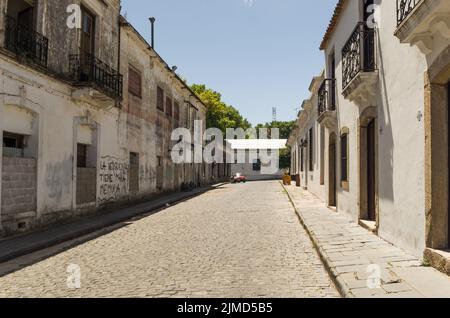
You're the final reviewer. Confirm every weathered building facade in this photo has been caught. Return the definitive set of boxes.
[289,0,450,273]
[0,0,227,237]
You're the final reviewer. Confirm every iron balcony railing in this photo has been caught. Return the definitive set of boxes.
[397,0,423,26]
[342,22,376,90]
[318,79,336,117]
[69,53,123,100]
[4,15,48,68]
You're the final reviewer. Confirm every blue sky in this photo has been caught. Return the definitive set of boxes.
[121,0,337,125]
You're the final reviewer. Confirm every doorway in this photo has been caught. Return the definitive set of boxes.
[80,7,95,56]
[359,109,377,224]
[328,133,337,207]
[367,119,376,221]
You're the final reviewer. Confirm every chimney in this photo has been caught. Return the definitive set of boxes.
[149,17,156,48]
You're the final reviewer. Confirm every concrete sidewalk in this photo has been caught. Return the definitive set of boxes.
[0,183,226,264]
[282,183,450,298]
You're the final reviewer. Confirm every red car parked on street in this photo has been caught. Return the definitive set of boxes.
[231,173,247,184]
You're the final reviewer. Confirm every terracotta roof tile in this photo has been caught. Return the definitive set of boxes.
[320,0,348,50]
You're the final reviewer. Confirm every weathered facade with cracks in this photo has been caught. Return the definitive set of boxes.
[0,0,229,237]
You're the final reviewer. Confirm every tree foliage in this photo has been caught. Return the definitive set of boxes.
[191,84,251,133]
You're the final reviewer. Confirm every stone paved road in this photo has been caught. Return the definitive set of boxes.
[0,181,339,298]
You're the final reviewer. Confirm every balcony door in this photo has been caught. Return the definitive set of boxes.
[329,52,336,110]
[363,0,375,71]
[17,7,34,30]
[81,7,95,56]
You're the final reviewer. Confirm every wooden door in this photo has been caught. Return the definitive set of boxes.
[329,139,337,207]
[367,119,376,221]
[448,82,450,247]
[81,7,95,56]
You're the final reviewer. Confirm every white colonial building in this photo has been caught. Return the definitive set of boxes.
[289,0,450,275]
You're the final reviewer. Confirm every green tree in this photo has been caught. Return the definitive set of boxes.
[191,84,251,133]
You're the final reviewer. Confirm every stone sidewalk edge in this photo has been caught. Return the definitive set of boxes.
[281,181,350,298]
[0,183,228,264]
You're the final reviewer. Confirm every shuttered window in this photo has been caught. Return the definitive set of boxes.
[157,86,164,111]
[309,128,314,171]
[166,97,173,116]
[300,147,304,172]
[128,66,142,98]
[174,102,180,121]
[341,133,348,182]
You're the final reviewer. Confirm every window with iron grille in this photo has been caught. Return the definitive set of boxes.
[157,86,164,111]
[128,66,142,98]
[341,133,349,182]
[77,143,88,168]
[166,97,173,116]
[2,132,25,158]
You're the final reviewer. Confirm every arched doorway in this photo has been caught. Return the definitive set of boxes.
[328,133,337,207]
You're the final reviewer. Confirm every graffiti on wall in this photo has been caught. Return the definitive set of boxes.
[98,156,129,204]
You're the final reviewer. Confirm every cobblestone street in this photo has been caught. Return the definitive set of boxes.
[0,181,338,298]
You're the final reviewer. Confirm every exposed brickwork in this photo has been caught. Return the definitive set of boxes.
[76,168,97,205]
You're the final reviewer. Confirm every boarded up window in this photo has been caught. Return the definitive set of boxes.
[166,97,173,116]
[157,86,164,111]
[174,102,180,121]
[129,152,139,193]
[128,66,142,98]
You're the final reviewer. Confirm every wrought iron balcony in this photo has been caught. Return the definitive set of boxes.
[318,79,336,116]
[397,0,423,26]
[342,22,376,91]
[394,0,449,55]
[69,53,123,101]
[4,15,48,68]
[317,79,337,129]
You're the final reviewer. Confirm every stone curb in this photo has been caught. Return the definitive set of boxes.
[281,181,350,298]
[0,183,228,264]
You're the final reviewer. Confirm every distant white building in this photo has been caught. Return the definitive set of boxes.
[227,139,287,181]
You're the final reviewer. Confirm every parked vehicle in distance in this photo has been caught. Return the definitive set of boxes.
[231,173,247,184]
